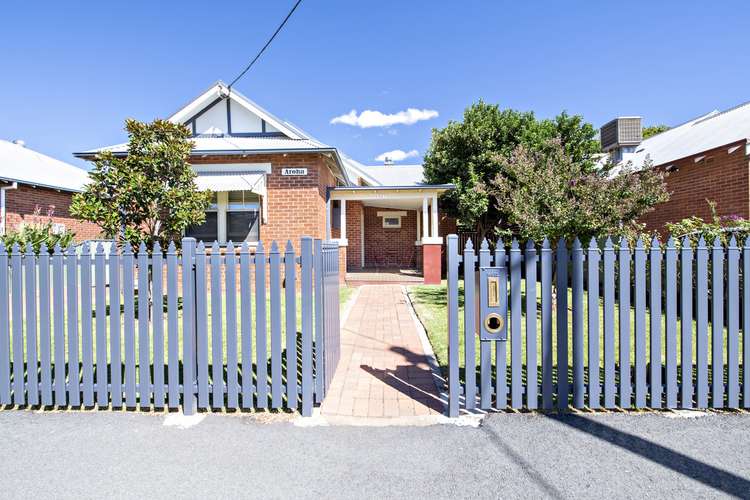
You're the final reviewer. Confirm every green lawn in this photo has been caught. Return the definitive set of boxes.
[408,281,735,385]
[10,285,355,368]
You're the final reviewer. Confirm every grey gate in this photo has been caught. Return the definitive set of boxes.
[0,236,341,417]
[315,241,341,402]
[446,233,750,417]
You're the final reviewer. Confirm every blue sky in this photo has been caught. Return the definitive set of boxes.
[1,1,749,169]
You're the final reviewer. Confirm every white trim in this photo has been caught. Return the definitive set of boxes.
[360,204,365,268]
[376,210,407,217]
[0,182,18,235]
[431,194,439,238]
[422,197,429,239]
[326,198,332,239]
[421,236,443,245]
[261,184,268,224]
[382,216,402,229]
[331,188,451,201]
[416,208,421,242]
[340,199,347,241]
[217,191,228,243]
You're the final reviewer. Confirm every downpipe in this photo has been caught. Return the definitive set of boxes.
[0,182,18,235]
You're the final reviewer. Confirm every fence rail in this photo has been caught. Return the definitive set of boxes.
[447,234,750,416]
[0,236,341,416]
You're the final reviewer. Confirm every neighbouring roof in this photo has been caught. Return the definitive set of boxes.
[0,139,89,192]
[625,101,750,169]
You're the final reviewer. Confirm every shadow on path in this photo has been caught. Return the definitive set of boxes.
[548,414,750,498]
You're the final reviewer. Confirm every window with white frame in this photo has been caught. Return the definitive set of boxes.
[185,190,260,244]
[378,211,406,229]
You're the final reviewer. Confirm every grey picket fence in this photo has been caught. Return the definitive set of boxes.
[0,236,340,416]
[447,234,750,416]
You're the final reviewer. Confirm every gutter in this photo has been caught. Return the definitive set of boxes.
[0,182,18,236]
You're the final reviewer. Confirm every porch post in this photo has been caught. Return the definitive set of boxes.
[431,194,439,238]
[340,199,347,242]
[416,208,421,243]
[421,192,442,285]
[325,196,332,240]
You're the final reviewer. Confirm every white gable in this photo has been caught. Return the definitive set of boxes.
[170,81,300,138]
[194,100,229,135]
[229,101,263,133]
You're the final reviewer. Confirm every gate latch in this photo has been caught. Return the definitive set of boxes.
[478,266,507,341]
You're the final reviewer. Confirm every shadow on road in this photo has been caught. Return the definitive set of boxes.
[548,413,750,498]
[481,423,566,499]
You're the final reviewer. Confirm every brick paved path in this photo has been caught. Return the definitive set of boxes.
[320,285,445,420]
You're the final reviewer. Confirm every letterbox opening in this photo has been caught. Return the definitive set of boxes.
[484,313,504,333]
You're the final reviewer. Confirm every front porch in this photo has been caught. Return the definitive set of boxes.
[327,185,454,285]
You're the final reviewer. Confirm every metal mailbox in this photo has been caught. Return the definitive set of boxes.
[478,266,507,341]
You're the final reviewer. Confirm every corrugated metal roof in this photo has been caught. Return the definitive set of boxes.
[624,101,750,168]
[78,135,331,156]
[194,171,266,195]
[340,155,425,187]
[0,139,89,192]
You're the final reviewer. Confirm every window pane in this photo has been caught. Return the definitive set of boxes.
[227,190,260,210]
[227,211,260,242]
[185,212,218,242]
[332,200,341,229]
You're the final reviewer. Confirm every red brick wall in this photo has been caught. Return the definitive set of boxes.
[639,141,750,234]
[362,207,419,268]
[190,153,339,252]
[3,184,101,241]
[345,201,363,270]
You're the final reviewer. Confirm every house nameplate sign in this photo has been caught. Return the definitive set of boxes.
[281,167,308,176]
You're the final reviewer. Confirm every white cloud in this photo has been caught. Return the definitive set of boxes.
[330,108,438,128]
[374,149,419,162]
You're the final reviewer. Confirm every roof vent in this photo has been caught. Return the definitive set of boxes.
[383,157,394,166]
[12,139,25,147]
[600,117,642,152]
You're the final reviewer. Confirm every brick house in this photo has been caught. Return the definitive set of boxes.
[601,102,750,234]
[0,139,99,241]
[77,82,454,283]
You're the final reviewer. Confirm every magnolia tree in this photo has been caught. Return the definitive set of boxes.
[71,119,210,248]
[423,101,668,242]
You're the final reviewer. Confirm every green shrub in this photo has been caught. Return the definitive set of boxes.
[666,200,750,245]
[1,216,75,253]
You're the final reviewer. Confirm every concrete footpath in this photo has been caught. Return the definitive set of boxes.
[0,410,748,499]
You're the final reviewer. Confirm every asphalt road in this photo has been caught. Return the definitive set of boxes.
[0,410,748,499]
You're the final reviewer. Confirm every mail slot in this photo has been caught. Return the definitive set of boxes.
[477,266,507,341]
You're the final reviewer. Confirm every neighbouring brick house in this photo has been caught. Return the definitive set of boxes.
[0,139,99,241]
[600,102,750,234]
[77,82,454,283]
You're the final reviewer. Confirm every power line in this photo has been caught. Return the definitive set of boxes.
[227,0,304,90]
